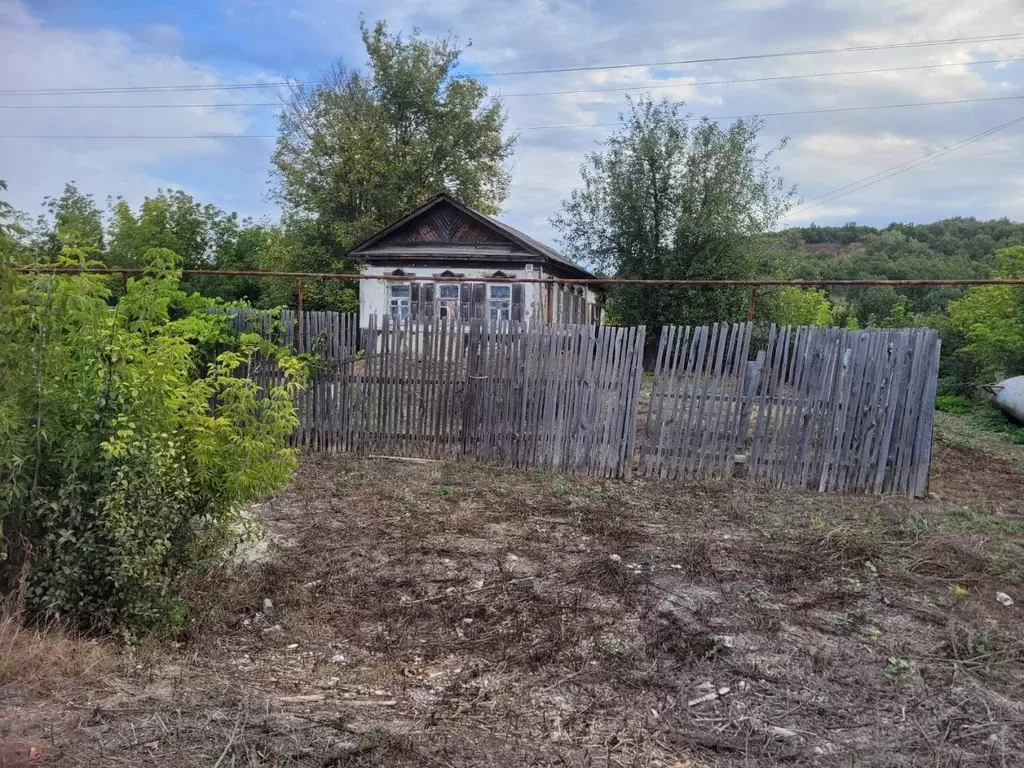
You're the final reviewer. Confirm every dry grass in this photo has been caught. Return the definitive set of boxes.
[0,594,116,696]
[1,592,118,768]
[3,421,1024,766]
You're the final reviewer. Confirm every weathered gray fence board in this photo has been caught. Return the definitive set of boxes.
[272,317,644,478]
[640,324,939,496]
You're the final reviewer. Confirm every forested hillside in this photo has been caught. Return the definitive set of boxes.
[778,218,1023,318]
[773,218,1024,393]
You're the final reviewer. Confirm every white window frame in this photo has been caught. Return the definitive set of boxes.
[489,284,512,322]
[389,283,411,319]
[437,283,460,320]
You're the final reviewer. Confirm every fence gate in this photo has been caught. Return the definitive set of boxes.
[640,323,940,496]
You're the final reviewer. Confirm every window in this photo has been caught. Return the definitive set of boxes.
[489,284,511,322]
[437,284,459,319]
[390,284,411,319]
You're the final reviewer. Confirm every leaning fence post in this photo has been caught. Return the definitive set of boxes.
[747,286,758,321]
[297,277,305,353]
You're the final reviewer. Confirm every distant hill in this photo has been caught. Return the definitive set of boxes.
[770,217,1024,325]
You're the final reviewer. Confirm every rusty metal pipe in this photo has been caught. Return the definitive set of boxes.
[12,266,1024,288]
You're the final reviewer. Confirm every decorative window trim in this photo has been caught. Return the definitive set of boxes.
[488,284,512,322]
[389,283,411,319]
[436,283,460,319]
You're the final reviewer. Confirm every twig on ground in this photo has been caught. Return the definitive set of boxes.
[368,455,440,464]
[211,712,244,768]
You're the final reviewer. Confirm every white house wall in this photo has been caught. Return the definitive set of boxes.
[359,264,601,328]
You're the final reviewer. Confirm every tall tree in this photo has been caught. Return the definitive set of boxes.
[105,189,264,300]
[272,18,515,268]
[107,190,236,270]
[553,96,793,328]
[0,180,28,264]
[38,182,105,261]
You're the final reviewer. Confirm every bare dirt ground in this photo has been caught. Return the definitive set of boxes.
[3,417,1024,767]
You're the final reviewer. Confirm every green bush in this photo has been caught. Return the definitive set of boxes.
[0,251,304,637]
[769,287,834,327]
[935,394,973,413]
[949,246,1024,380]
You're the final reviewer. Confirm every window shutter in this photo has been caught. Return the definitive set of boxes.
[460,283,471,320]
[410,282,420,320]
[472,282,487,320]
[423,283,435,318]
[511,284,524,322]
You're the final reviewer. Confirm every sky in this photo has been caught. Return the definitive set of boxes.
[2,0,1024,246]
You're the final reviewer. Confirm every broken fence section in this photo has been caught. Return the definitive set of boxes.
[640,323,940,496]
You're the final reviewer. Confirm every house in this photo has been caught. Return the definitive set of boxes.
[349,193,602,329]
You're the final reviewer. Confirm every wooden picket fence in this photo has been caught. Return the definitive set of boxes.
[229,310,941,494]
[640,323,941,495]
[220,308,358,361]
[242,313,645,478]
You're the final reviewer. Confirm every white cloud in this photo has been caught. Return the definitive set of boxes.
[5,0,1024,244]
[311,0,1024,236]
[0,0,280,220]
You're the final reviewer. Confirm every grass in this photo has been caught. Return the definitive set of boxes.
[935,394,973,413]
[934,406,1024,466]
[972,402,1024,444]
[0,594,116,696]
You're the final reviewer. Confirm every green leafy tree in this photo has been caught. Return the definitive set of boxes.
[553,95,793,329]
[0,248,304,637]
[0,180,25,261]
[107,190,237,270]
[765,287,834,327]
[34,183,105,262]
[949,246,1024,378]
[252,217,359,312]
[272,18,515,274]
[106,189,272,302]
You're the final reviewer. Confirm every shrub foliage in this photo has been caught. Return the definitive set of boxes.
[0,251,303,637]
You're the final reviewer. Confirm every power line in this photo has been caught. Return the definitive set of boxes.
[4,93,1023,138]
[500,55,1024,98]
[786,113,1024,216]
[2,32,1022,96]
[474,33,1024,77]
[518,94,1024,130]
[0,133,278,139]
[0,102,285,109]
[4,56,1023,109]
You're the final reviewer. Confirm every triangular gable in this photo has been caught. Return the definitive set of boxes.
[350,195,533,254]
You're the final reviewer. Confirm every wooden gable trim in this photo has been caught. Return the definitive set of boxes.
[349,193,546,260]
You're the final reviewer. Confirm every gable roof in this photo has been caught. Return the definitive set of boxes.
[348,193,596,280]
